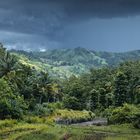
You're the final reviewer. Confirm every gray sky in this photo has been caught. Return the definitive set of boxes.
[0,0,140,52]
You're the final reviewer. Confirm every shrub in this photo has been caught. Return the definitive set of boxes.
[24,116,46,124]
[101,106,115,118]
[108,104,140,124]
[55,109,95,124]
[33,104,54,116]
[132,112,140,129]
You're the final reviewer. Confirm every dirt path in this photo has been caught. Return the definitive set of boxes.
[71,118,108,126]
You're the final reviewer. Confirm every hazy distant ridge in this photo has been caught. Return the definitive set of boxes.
[10,47,140,78]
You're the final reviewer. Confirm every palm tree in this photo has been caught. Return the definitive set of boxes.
[0,43,17,77]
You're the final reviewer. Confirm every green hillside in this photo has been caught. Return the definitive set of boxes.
[10,47,140,78]
[0,44,140,140]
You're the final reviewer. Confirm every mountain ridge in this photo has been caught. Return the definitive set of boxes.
[10,47,140,78]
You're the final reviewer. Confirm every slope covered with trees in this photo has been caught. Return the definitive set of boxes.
[0,43,63,119]
[62,60,140,127]
[10,47,140,78]
[0,43,140,140]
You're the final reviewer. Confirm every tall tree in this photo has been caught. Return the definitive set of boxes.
[88,89,99,111]
[0,43,17,78]
[114,72,129,106]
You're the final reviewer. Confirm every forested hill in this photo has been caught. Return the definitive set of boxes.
[10,47,140,78]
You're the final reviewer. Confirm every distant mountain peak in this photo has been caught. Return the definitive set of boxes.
[74,46,87,51]
[73,47,90,54]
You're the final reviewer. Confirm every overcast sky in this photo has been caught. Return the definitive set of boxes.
[0,0,140,52]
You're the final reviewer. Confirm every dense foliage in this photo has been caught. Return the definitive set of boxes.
[62,61,140,110]
[62,60,140,127]
[11,47,140,78]
[0,44,61,119]
[0,43,140,128]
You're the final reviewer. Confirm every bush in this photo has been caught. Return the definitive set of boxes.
[55,109,95,124]
[47,102,63,110]
[100,106,115,118]
[108,104,140,124]
[132,112,140,129]
[33,104,54,116]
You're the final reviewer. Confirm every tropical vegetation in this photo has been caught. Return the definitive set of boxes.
[0,43,140,140]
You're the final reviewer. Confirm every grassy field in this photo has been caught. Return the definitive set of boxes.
[0,119,140,140]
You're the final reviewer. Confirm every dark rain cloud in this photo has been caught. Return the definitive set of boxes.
[0,0,140,51]
[1,0,140,35]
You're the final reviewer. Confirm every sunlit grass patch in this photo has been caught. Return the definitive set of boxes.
[54,109,95,123]
[0,119,18,129]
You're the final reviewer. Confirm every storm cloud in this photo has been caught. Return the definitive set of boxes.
[0,0,140,51]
